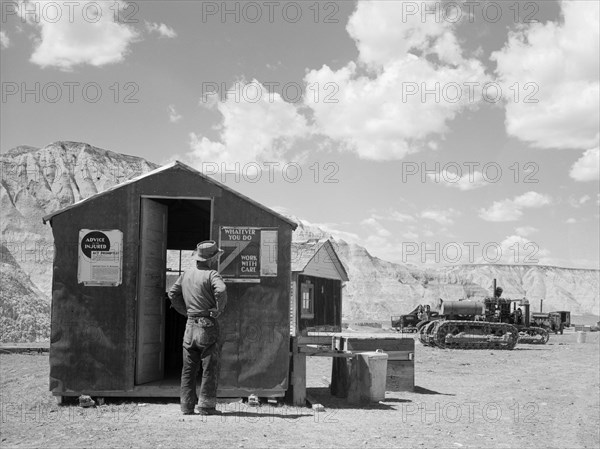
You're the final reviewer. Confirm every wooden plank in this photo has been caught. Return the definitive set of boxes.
[343,338,415,352]
[386,361,415,392]
[305,325,342,333]
[385,351,414,361]
[0,343,49,353]
[338,350,413,361]
[136,198,167,385]
[297,335,334,346]
[298,347,355,357]
[291,339,306,406]
[52,387,286,398]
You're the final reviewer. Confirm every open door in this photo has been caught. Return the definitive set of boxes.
[136,199,168,384]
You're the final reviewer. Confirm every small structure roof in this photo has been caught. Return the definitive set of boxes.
[42,161,297,228]
[291,239,349,281]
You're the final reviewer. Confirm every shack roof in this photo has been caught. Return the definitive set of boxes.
[42,161,297,228]
[291,239,349,281]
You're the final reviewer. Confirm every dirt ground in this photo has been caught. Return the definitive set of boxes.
[1,330,599,449]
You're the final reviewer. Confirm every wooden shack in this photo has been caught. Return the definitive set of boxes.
[42,161,297,401]
[290,239,349,335]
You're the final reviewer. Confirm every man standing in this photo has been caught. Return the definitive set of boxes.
[168,240,227,416]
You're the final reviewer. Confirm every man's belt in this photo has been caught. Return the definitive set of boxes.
[188,311,212,318]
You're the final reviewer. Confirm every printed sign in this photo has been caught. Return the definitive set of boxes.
[78,229,123,286]
[219,227,278,279]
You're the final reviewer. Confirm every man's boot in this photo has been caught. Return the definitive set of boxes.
[196,407,222,416]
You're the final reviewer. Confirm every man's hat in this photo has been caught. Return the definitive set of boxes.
[193,240,224,262]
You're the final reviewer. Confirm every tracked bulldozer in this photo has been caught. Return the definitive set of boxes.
[391,304,439,332]
[417,280,549,350]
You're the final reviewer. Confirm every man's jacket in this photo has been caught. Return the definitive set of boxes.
[168,266,227,317]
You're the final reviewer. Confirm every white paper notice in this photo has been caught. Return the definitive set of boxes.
[260,230,278,277]
[78,229,123,286]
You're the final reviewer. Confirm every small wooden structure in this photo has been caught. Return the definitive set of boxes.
[42,161,297,401]
[290,239,349,335]
[289,334,415,406]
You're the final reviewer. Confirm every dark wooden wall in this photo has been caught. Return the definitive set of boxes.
[49,166,293,394]
[297,274,341,332]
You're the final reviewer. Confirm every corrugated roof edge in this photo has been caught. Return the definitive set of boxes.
[42,161,298,229]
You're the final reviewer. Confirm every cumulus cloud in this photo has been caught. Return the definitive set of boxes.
[371,210,415,222]
[389,211,416,222]
[421,208,460,226]
[568,194,592,208]
[479,191,552,222]
[19,0,138,70]
[145,21,177,38]
[570,148,599,181]
[492,1,599,150]
[515,226,538,237]
[188,80,310,167]
[361,217,392,238]
[481,235,550,264]
[168,104,182,123]
[0,30,9,48]
[303,0,489,161]
[427,169,488,191]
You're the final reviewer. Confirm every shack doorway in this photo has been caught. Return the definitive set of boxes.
[135,197,212,385]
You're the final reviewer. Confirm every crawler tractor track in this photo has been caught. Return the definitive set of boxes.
[420,320,519,350]
[517,327,550,344]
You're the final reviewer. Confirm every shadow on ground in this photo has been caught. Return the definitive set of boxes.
[306,387,398,410]
[413,386,455,396]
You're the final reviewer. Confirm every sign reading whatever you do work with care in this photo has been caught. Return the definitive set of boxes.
[219,227,278,280]
[78,229,123,286]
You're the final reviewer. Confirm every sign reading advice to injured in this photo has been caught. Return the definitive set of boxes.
[219,227,278,279]
[78,229,123,286]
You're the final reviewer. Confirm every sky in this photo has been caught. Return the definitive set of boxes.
[1,0,599,269]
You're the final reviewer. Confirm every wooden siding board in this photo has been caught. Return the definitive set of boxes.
[325,243,349,282]
[49,185,137,393]
[301,245,341,280]
[290,275,298,337]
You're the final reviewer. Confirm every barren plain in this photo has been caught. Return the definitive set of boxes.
[1,330,598,448]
